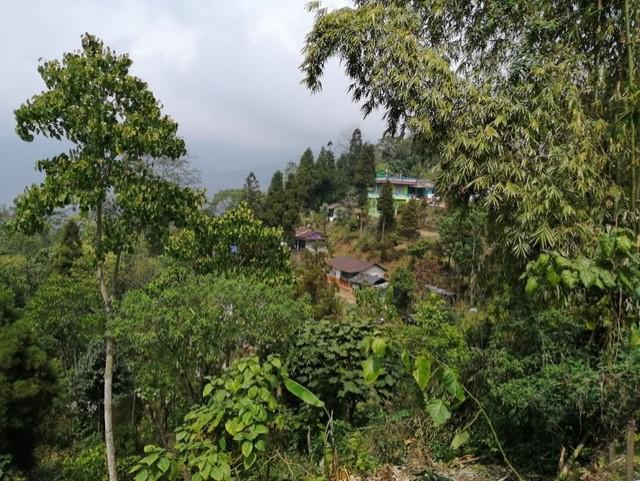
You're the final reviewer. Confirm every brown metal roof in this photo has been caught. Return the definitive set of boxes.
[329,256,386,274]
[295,227,326,242]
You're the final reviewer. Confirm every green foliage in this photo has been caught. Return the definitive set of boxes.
[295,250,337,320]
[0,254,48,324]
[117,270,311,430]
[130,355,323,481]
[67,339,133,431]
[377,182,395,235]
[437,207,486,299]
[388,267,415,315]
[355,286,398,323]
[354,144,376,208]
[362,323,466,431]
[296,148,316,211]
[241,172,263,217]
[403,295,469,367]
[397,199,420,239]
[524,229,640,316]
[262,171,286,229]
[302,0,621,262]
[288,317,400,421]
[282,172,301,244]
[11,33,203,252]
[0,320,57,468]
[22,270,103,372]
[468,307,640,473]
[52,220,82,275]
[167,205,291,279]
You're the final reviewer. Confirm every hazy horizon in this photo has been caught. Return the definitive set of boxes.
[0,1,384,206]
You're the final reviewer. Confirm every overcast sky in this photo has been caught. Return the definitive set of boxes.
[0,0,384,205]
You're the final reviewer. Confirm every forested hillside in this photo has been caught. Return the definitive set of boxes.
[1,1,639,480]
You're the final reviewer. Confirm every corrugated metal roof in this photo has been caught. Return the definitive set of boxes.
[295,227,326,242]
[375,175,434,188]
[329,256,386,274]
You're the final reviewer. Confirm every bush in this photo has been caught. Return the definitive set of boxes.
[0,320,57,469]
[465,307,640,474]
[288,316,402,422]
[396,294,468,367]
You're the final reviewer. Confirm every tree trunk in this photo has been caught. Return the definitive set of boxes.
[627,420,636,481]
[104,336,117,481]
[96,203,118,481]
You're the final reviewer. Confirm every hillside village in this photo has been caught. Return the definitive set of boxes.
[211,130,455,308]
[0,3,639,481]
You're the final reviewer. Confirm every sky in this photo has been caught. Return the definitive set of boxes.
[0,0,384,205]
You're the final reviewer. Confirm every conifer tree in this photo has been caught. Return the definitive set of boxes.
[296,148,315,211]
[314,145,336,206]
[263,171,286,228]
[52,219,83,274]
[335,129,364,200]
[242,171,263,216]
[398,199,420,239]
[282,172,301,244]
[378,181,395,239]
[355,143,376,207]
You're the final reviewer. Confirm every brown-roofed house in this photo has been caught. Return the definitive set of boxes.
[294,227,327,252]
[329,256,387,289]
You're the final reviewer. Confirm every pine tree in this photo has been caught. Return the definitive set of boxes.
[398,199,420,239]
[242,172,263,216]
[263,171,286,228]
[53,219,82,274]
[335,129,363,200]
[355,143,376,207]
[349,128,363,160]
[282,172,301,244]
[314,145,336,206]
[378,181,395,238]
[296,148,315,211]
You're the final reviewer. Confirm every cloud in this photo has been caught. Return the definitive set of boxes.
[0,0,384,204]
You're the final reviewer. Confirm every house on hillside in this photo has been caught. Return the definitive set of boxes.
[329,256,387,290]
[294,227,327,252]
[367,172,435,217]
[327,203,346,222]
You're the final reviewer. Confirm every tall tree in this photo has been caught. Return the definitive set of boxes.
[263,171,286,228]
[11,34,202,481]
[354,143,376,207]
[314,145,337,206]
[282,172,301,244]
[398,199,420,239]
[241,171,263,216]
[296,148,316,211]
[377,181,395,238]
[335,129,364,199]
[52,219,82,275]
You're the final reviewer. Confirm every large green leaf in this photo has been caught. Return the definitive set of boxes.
[440,367,465,402]
[362,357,382,385]
[451,430,470,449]
[425,399,451,426]
[371,336,387,357]
[284,377,324,408]
[412,355,431,391]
